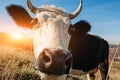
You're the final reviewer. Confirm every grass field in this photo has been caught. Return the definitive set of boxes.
[109,47,120,80]
[109,61,120,80]
[0,46,120,80]
[0,46,40,80]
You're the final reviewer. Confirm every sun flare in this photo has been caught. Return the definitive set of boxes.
[12,34,23,40]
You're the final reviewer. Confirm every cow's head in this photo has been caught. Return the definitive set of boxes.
[6,0,82,80]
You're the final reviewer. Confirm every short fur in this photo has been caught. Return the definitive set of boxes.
[37,5,68,17]
[69,20,109,79]
[73,20,91,36]
[6,5,33,28]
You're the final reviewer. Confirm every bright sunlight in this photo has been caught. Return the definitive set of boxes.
[12,34,23,40]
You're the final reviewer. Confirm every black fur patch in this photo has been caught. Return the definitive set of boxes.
[6,4,33,28]
[73,20,91,35]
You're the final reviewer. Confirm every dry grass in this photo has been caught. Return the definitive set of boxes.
[0,45,120,80]
[109,47,120,80]
[109,61,120,80]
[0,46,40,80]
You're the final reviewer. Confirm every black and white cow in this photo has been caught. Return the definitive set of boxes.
[69,20,109,80]
[6,0,82,80]
[6,0,109,79]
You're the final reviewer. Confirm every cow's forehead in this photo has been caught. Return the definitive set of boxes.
[36,6,69,18]
[35,12,70,24]
[33,6,71,28]
[35,5,69,18]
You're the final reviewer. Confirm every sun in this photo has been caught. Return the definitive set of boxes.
[12,34,23,40]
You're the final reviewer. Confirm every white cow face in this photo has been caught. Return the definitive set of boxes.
[32,6,72,76]
[32,7,71,59]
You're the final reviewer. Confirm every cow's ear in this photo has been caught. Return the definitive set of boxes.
[72,20,91,34]
[6,4,33,29]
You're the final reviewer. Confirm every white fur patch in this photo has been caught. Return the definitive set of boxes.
[36,5,68,17]
[39,72,67,80]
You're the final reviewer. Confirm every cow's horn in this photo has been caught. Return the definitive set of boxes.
[27,0,37,14]
[69,0,82,19]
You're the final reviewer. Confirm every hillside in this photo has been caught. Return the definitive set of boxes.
[109,43,120,61]
[109,44,118,48]
[0,32,33,50]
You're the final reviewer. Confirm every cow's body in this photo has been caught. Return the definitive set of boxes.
[69,20,109,80]
[6,0,109,79]
[69,34,109,71]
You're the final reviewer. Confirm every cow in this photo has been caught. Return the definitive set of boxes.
[68,20,109,80]
[6,0,82,80]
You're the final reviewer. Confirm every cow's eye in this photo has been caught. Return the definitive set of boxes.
[31,18,38,25]
[31,18,40,29]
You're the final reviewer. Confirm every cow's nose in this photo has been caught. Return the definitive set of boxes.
[36,48,72,75]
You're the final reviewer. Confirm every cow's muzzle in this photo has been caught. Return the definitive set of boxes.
[34,48,72,75]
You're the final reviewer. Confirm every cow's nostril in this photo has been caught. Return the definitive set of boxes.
[44,53,50,63]
[42,50,51,63]
[65,58,70,66]
[64,53,72,74]
[65,53,72,66]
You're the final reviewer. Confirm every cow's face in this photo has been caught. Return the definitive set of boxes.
[6,0,82,80]
[32,5,72,75]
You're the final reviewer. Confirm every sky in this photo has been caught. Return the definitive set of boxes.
[0,0,120,44]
